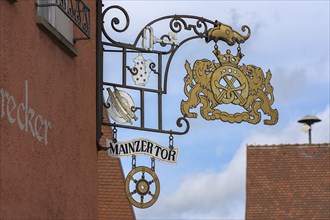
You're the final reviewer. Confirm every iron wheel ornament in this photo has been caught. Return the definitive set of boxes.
[125,166,160,209]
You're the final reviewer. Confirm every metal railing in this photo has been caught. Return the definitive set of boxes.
[36,0,90,40]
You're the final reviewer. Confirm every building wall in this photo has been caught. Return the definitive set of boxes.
[246,143,330,219]
[0,1,98,219]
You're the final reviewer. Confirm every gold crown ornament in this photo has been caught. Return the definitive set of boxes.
[213,49,244,66]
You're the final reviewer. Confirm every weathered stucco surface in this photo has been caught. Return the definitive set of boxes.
[0,1,98,219]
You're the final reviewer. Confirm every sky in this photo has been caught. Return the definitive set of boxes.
[102,1,330,219]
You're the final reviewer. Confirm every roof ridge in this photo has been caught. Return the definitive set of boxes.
[247,143,330,148]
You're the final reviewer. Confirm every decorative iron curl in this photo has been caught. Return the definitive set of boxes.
[103,102,111,109]
[169,17,187,33]
[102,87,111,108]
[169,15,209,37]
[192,19,208,36]
[168,17,208,39]
[158,35,172,47]
[175,117,190,135]
[126,66,139,75]
[127,63,156,76]
[149,62,157,73]
[102,5,131,45]
[131,106,139,112]
[169,17,208,36]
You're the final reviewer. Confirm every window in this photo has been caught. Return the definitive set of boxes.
[37,0,73,44]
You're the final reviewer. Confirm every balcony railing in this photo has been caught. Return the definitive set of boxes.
[36,0,91,40]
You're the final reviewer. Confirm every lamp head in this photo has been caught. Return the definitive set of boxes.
[298,115,321,144]
[297,115,321,126]
[300,124,310,133]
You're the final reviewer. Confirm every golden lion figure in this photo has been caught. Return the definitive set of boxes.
[180,48,278,125]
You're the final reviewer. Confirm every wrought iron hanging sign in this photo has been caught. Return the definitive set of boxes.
[96,3,278,209]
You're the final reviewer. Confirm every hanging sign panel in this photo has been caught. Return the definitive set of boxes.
[106,138,179,164]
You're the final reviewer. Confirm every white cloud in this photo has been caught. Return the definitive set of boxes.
[136,105,329,219]
[136,143,246,220]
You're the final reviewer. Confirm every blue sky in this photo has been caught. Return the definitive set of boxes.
[102,1,330,219]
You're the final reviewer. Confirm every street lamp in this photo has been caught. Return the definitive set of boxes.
[298,115,321,144]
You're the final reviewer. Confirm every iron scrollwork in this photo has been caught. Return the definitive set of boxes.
[97,4,256,137]
[100,6,218,136]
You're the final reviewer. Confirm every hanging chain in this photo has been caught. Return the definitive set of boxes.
[169,133,174,151]
[214,41,218,50]
[132,155,136,169]
[112,124,117,143]
[151,157,155,171]
[237,43,241,54]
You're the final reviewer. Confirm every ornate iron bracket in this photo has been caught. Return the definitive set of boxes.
[96,3,278,211]
[35,0,91,41]
[96,3,252,142]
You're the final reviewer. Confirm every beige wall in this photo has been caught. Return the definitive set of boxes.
[0,1,98,219]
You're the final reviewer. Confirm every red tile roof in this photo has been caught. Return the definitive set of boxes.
[246,143,330,219]
[98,108,135,220]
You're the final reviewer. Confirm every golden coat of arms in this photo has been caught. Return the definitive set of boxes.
[181,25,278,125]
